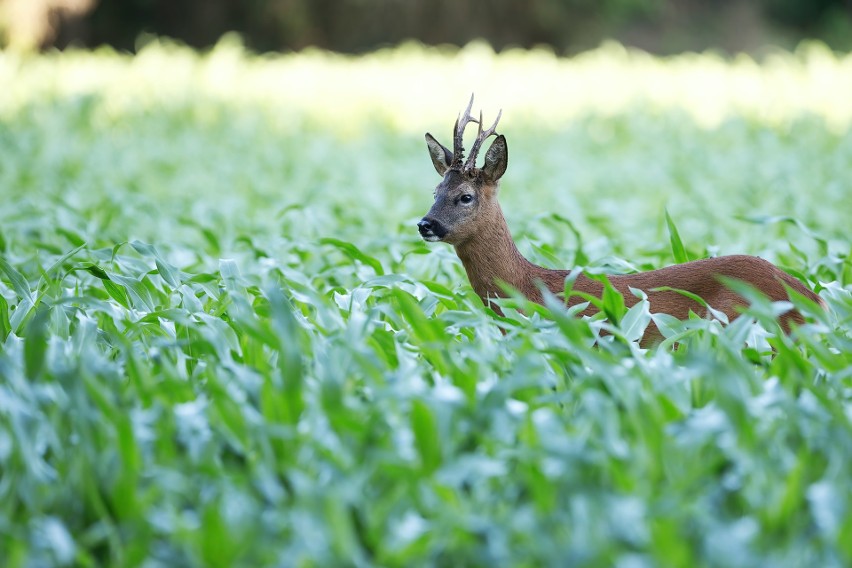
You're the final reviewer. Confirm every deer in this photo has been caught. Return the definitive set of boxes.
[417,96,824,345]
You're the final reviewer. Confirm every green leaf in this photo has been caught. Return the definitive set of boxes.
[266,283,305,425]
[0,256,34,304]
[665,209,689,264]
[56,227,86,247]
[80,261,133,308]
[547,213,588,266]
[42,244,86,280]
[104,280,131,309]
[391,288,442,344]
[583,273,626,326]
[111,274,155,311]
[410,400,441,474]
[24,305,50,380]
[620,291,651,342]
[651,285,729,324]
[131,240,182,287]
[320,238,385,275]
[0,294,10,342]
[81,263,110,280]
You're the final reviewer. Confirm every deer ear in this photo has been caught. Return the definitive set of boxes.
[425,133,453,176]
[483,134,508,182]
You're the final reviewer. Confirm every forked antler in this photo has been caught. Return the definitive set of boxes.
[451,94,503,172]
[463,108,502,172]
[452,94,479,168]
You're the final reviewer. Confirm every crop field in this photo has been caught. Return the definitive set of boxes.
[0,39,851,566]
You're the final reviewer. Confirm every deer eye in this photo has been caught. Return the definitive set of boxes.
[459,194,474,204]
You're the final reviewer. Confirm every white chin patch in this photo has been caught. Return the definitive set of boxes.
[423,235,441,242]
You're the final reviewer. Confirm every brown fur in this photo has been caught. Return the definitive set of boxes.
[455,203,821,344]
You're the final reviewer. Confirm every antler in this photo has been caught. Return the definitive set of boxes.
[463,108,502,172]
[452,94,479,167]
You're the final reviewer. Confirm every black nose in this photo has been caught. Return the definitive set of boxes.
[417,219,433,235]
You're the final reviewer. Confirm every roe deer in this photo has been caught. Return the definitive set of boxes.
[417,96,823,344]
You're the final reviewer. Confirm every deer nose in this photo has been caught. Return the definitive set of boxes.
[417,218,433,235]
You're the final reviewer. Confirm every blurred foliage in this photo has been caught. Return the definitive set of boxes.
[2,0,852,53]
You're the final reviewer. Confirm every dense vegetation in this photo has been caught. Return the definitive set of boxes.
[0,41,850,566]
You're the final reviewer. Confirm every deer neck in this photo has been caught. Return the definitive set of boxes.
[454,206,551,302]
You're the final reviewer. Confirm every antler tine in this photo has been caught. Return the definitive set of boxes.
[452,93,479,167]
[464,108,502,171]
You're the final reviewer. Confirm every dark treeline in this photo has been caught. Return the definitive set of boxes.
[8,0,852,53]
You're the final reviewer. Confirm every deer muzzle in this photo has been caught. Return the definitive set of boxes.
[417,217,446,242]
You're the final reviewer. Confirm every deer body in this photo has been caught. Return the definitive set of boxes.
[418,96,822,343]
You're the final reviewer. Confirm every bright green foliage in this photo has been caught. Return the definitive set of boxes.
[0,42,851,567]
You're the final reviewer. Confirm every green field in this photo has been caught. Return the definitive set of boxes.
[1,39,851,566]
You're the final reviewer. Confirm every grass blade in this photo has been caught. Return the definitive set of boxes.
[665,209,689,264]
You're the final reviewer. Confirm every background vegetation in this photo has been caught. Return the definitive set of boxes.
[0,41,850,566]
[3,0,852,54]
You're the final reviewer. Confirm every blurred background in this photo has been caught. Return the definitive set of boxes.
[2,0,851,54]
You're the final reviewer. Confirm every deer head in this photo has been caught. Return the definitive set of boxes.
[418,95,507,245]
